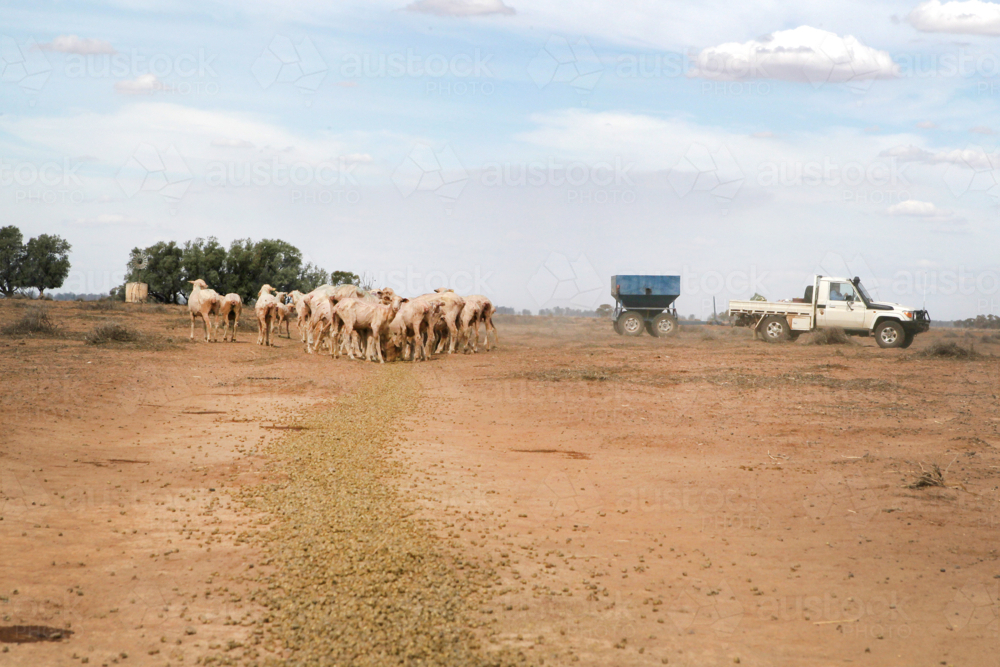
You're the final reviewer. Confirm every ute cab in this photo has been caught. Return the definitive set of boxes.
[812,276,930,347]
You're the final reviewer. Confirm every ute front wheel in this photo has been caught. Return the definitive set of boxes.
[876,320,906,348]
[618,311,645,337]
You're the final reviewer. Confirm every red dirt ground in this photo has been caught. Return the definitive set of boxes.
[2,300,998,666]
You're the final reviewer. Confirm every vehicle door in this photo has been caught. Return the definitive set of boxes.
[818,280,867,329]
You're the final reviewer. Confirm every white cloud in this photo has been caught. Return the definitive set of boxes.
[115,73,165,94]
[751,131,775,138]
[211,138,254,148]
[908,0,1000,35]
[880,143,999,169]
[69,214,145,226]
[689,26,898,88]
[405,0,515,17]
[38,35,115,55]
[916,121,937,129]
[970,125,994,134]
[886,200,947,216]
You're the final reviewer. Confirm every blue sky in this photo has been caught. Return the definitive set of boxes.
[3,0,1000,318]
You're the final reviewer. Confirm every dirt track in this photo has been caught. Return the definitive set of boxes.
[1,300,999,666]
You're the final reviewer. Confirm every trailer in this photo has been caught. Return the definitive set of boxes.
[611,275,681,337]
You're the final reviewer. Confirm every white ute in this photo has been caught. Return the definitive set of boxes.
[728,275,931,349]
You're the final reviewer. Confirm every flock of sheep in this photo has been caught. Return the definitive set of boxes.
[185,279,498,362]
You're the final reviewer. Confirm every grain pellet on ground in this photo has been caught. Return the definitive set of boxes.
[224,366,530,667]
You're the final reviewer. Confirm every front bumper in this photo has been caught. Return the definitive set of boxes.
[907,310,931,333]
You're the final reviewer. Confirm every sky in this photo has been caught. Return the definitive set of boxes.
[2,0,1000,319]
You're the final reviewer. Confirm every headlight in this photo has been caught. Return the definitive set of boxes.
[902,311,913,319]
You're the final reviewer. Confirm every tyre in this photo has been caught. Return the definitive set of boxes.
[760,315,790,343]
[650,312,678,338]
[875,320,905,348]
[613,318,623,335]
[617,311,645,337]
[900,332,915,348]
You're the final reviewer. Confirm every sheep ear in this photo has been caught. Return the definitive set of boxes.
[401,298,409,303]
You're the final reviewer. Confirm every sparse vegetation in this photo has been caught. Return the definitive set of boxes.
[85,322,141,345]
[77,298,122,311]
[1,306,58,336]
[918,340,981,359]
[802,327,854,345]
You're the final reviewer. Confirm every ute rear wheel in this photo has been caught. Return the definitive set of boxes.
[650,312,678,338]
[876,320,906,348]
[617,311,645,337]
[760,315,790,343]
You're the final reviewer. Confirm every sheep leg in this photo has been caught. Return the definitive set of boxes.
[485,315,496,350]
[201,311,213,342]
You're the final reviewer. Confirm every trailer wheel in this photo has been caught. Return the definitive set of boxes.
[875,320,905,348]
[613,318,623,335]
[649,313,678,337]
[760,315,790,343]
[617,311,645,337]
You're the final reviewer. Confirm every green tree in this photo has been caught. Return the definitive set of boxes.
[181,237,227,290]
[329,270,360,286]
[0,225,26,297]
[298,263,328,292]
[123,241,185,303]
[20,234,71,296]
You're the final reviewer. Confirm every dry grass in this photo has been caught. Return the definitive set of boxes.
[802,327,855,345]
[1,307,59,337]
[85,322,142,344]
[919,340,981,359]
[907,463,946,489]
[77,299,122,312]
[511,366,628,382]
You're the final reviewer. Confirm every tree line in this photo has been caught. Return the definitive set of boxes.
[114,237,359,304]
[954,314,1000,329]
[0,226,72,298]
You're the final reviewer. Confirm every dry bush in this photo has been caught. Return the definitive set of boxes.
[78,299,122,312]
[2,307,59,336]
[700,331,717,341]
[802,327,854,345]
[918,340,980,359]
[85,322,141,344]
[943,330,958,338]
[907,463,945,489]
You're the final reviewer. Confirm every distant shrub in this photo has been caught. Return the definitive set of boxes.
[919,340,980,359]
[1,307,58,336]
[803,328,854,345]
[85,322,141,344]
[79,299,121,311]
